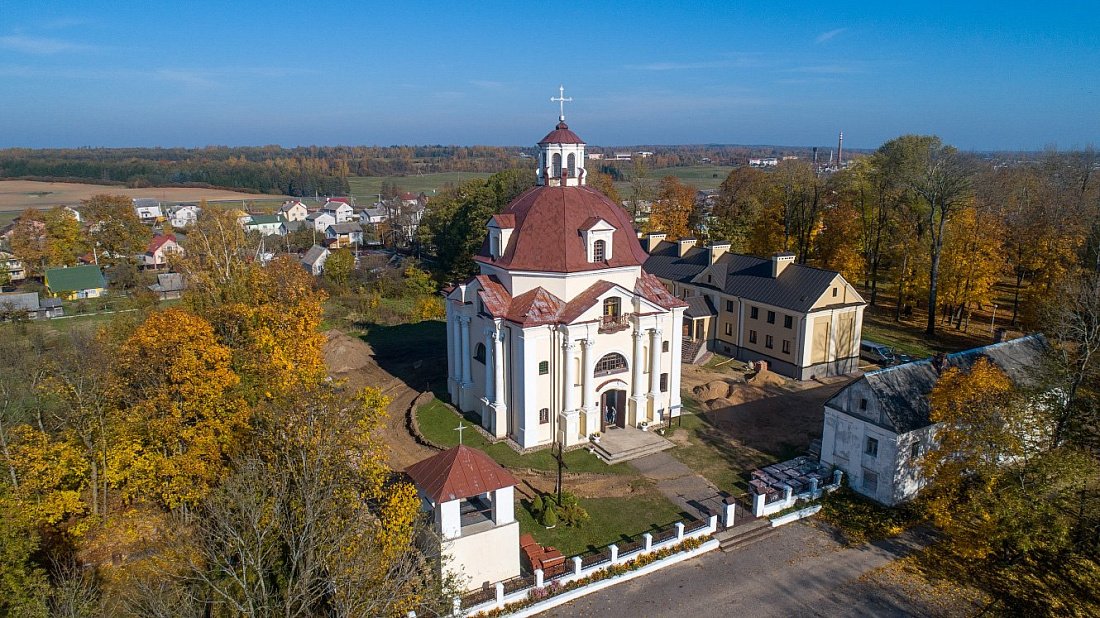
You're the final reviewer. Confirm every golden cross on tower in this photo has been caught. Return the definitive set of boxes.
[551,85,573,121]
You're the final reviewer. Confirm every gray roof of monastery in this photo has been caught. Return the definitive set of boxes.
[684,295,716,318]
[643,241,846,313]
[831,334,1048,434]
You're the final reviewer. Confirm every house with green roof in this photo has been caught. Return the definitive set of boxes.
[243,214,286,236]
[44,265,107,300]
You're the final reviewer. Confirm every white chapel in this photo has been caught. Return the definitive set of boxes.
[445,97,688,449]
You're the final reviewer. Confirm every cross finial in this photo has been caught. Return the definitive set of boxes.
[455,422,467,445]
[550,85,573,122]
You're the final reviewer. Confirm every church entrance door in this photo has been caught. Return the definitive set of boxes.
[600,389,627,431]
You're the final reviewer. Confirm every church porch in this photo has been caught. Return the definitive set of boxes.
[589,425,674,465]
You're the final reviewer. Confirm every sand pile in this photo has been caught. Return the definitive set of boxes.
[745,363,786,388]
[323,330,374,374]
[693,379,734,402]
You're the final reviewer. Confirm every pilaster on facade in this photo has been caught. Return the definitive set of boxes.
[581,338,597,437]
[647,327,663,421]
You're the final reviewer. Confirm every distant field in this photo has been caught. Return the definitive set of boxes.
[611,165,735,194]
[348,172,491,200]
[0,180,288,212]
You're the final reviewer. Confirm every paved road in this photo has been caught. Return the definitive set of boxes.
[542,522,937,617]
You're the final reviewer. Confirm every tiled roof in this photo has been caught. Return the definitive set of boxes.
[644,241,851,313]
[538,121,585,145]
[474,185,648,273]
[406,444,518,503]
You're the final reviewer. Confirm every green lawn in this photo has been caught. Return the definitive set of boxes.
[611,165,735,194]
[348,173,491,200]
[0,211,17,227]
[515,490,687,557]
[416,397,634,475]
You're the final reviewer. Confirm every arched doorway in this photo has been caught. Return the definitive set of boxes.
[600,389,627,430]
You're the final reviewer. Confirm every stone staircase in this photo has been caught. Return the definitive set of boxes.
[590,429,674,464]
[715,518,776,552]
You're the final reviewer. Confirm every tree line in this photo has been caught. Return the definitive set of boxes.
[0,209,450,616]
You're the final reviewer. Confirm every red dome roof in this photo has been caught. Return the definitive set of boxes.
[538,121,585,145]
[474,185,648,273]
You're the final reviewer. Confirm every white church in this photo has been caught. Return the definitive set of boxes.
[445,101,688,450]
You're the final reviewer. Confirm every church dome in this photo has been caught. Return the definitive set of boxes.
[474,185,648,273]
[538,121,585,145]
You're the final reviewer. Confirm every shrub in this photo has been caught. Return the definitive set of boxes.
[530,495,544,515]
[541,506,557,528]
[558,502,589,528]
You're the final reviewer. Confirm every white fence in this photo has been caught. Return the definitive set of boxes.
[752,469,843,518]
[457,515,718,617]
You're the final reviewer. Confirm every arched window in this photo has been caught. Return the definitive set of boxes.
[594,353,628,376]
[567,153,576,178]
[593,239,606,262]
[474,343,486,364]
[552,153,562,178]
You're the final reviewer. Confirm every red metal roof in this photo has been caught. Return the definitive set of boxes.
[473,185,648,274]
[406,445,518,503]
[489,213,516,229]
[506,287,564,326]
[635,272,689,310]
[475,275,511,317]
[538,121,585,145]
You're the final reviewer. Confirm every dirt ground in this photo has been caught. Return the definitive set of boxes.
[682,361,855,456]
[0,180,287,211]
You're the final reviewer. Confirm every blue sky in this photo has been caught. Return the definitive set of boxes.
[1,1,1098,150]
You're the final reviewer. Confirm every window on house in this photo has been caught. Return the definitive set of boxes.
[765,335,773,349]
[725,300,734,313]
[749,330,757,344]
[832,287,838,297]
[660,373,668,392]
[865,437,879,458]
[474,343,486,364]
[862,470,879,494]
[707,275,712,283]
[911,441,921,459]
[593,239,606,262]
[490,235,499,257]
[767,311,775,324]
[782,340,791,354]
[784,315,793,329]
[603,296,621,318]
[725,323,733,336]
[750,307,759,319]
[540,408,550,424]
[859,398,868,411]
[662,341,669,352]
[538,361,549,375]
[595,353,628,376]
[478,299,486,315]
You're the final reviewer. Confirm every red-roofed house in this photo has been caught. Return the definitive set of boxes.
[406,445,520,591]
[445,109,688,450]
[142,234,183,269]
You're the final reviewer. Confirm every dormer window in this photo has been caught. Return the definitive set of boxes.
[593,239,606,262]
[581,218,616,263]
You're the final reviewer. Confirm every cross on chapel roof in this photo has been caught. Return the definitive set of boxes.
[550,85,573,122]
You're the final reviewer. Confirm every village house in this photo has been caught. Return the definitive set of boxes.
[167,203,201,228]
[643,237,865,380]
[324,222,364,248]
[406,445,521,592]
[300,245,330,276]
[132,198,164,223]
[0,251,27,283]
[820,334,1047,506]
[243,214,286,236]
[44,264,106,300]
[148,272,185,300]
[0,292,64,320]
[321,198,355,223]
[360,204,388,225]
[446,114,688,450]
[306,210,336,233]
[142,234,183,269]
[278,200,309,222]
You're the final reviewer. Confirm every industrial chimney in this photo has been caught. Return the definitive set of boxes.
[837,131,844,168]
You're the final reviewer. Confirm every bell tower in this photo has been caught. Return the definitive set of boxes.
[536,85,586,187]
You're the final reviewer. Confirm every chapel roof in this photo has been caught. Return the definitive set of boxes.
[538,120,585,145]
[406,444,518,503]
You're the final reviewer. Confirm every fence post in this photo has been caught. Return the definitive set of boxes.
[752,492,765,517]
[573,556,583,576]
[609,544,619,564]
[723,501,736,528]
[809,477,819,497]
[495,582,504,608]
[643,532,653,552]
[832,469,843,486]
[675,522,685,541]
[535,568,544,588]
[782,484,793,504]
[708,514,718,533]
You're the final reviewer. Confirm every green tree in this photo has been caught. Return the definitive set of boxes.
[324,248,355,289]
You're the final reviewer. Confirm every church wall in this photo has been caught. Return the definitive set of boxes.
[479,262,641,300]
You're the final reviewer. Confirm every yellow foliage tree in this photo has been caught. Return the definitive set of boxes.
[5,424,89,529]
[815,202,865,282]
[938,206,1006,329]
[644,176,696,239]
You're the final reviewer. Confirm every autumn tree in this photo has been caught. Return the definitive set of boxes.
[80,194,149,264]
[9,209,49,276]
[711,166,769,252]
[774,159,822,262]
[937,206,1005,330]
[43,206,84,267]
[589,170,622,206]
[628,157,652,220]
[324,247,355,289]
[645,176,696,239]
[815,202,865,283]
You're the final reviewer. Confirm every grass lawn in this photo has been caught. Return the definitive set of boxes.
[515,489,687,557]
[0,210,17,227]
[610,165,735,194]
[666,412,746,494]
[348,173,491,200]
[860,321,939,359]
[416,397,634,475]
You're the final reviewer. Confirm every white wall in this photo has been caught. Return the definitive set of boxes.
[444,521,520,591]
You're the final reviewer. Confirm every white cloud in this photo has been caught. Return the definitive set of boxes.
[626,54,763,72]
[815,28,847,44]
[0,34,94,54]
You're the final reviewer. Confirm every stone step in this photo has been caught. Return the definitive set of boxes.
[590,438,674,464]
[718,520,778,552]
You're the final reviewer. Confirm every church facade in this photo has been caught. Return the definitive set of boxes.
[445,112,687,450]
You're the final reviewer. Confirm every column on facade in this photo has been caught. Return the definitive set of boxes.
[669,312,683,414]
[581,338,596,436]
[648,327,662,420]
[459,317,472,386]
[492,323,507,438]
[484,327,496,432]
[630,327,645,418]
[562,338,576,413]
[450,312,462,383]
